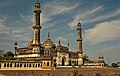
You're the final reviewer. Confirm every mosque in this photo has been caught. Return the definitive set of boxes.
[0,1,105,70]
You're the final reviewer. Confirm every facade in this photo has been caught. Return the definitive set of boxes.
[0,1,84,70]
[83,54,105,68]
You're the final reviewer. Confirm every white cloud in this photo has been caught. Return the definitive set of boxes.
[41,0,80,28]
[44,0,79,16]
[57,36,67,42]
[0,1,13,8]
[0,19,10,34]
[68,6,103,29]
[84,20,120,44]
[85,8,120,23]
[20,14,34,24]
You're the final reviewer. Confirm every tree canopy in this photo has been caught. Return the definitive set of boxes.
[111,63,118,67]
[3,51,14,60]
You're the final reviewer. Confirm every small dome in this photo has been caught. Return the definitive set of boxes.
[27,41,33,50]
[42,38,56,49]
[42,32,56,49]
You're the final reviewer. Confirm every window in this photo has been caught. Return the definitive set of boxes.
[24,63,26,67]
[47,62,49,66]
[17,63,19,67]
[10,63,12,67]
[29,64,31,67]
[20,63,22,67]
[7,63,9,67]
[38,63,40,67]
[4,63,6,67]
[14,63,16,67]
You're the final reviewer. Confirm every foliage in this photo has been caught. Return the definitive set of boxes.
[83,54,89,64]
[0,49,5,57]
[79,74,84,76]
[3,51,14,60]
[95,73,101,76]
[73,70,78,76]
[111,63,118,67]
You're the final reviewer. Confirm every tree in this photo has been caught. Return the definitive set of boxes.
[111,63,118,67]
[79,74,84,76]
[3,51,14,60]
[73,70,78,76]
[83,54,89,64]
[0,49,5,57]
[95,73,101,76]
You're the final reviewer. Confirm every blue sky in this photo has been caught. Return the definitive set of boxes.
[0,0,120,64]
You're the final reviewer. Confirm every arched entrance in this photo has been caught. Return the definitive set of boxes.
[62,56,66,66]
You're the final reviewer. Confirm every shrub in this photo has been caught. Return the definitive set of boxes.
[73,70,78,76]
[79,74,84,76]
[95,73,101,76]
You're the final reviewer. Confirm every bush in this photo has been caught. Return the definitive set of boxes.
[95,73,101,76]
[79,74,84,76]
[73,70,78,76]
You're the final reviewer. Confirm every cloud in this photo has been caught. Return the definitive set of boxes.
[85,8,120,23]
[57,36,67,42]
[0,18,10,35]
[41,0,80,28]
[84,20,120,44]
[68,6,103,29]
[44,0,79,16]
[20,14,34,24]
[0,0,13,9]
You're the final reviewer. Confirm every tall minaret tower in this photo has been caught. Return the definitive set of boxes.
[32,1,41,56]
[76,21,83,66]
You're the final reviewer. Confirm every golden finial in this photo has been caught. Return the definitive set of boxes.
[48,32,50,39]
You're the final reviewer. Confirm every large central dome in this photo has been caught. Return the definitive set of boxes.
[42,32,56,49]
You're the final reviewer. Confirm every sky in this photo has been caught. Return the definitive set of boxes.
[0,0,120,64]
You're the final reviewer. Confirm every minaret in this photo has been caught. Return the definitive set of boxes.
[76,21,83,66]
[32,1,41,55]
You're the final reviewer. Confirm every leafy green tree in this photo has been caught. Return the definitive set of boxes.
[95,73,101,76]
[3,51,14,60]
[111,63,118,67]
[118,74,120,76]
[79,74,84,76]
[83,54,89,64]
[73,70,78,76]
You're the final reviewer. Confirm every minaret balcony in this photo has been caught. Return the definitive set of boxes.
[34,10,41,13]
[77,28,82,30]
[33,25,41,29]
[76,39,83,41]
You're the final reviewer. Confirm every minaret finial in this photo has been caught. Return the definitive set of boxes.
[58,39,61,45]
[57,38,61,46]
[48,32,50,39]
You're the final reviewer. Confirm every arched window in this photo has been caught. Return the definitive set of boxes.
[4,63,6,67]
[38,63,40,67]
[14,63,16,67]
[7,63,9,67]
[29,64,31,67]
[27,63,28,67]
[47,62,49,66]
[17,63,19,67]
[0,63,1,68]
[10,63,12,67]
[20,63,22,67]
[24,63,26,67]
